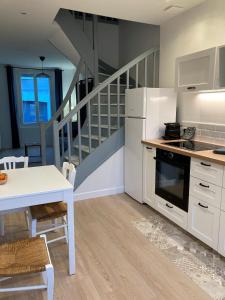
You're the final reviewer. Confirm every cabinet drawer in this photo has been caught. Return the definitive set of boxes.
[188,197,220,250]
[191,158,223,186]
[155,196,187,230]
[189,177,222,208]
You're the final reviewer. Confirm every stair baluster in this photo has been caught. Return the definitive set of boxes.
[144,57,148,87]
[97,93,101,145]
[117,77,120,129]
[107,85,111,137]
[136,63,139,88]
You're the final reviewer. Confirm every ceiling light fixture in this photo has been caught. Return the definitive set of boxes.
[36,56,49,77]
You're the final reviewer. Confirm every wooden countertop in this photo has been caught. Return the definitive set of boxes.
[142,138,225,166]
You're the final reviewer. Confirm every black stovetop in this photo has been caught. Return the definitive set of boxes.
[165,141,220,152]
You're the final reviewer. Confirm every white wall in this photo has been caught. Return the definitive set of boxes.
[160,0,225,88]
[0,65,11,149]
[75,147,124,201]
[119,20,160,67]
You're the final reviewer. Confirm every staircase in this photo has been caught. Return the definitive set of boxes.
[41,9,159,187]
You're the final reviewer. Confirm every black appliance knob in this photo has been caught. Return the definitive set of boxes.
[168,152,174,159]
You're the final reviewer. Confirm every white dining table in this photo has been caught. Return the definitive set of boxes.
[0,165,76,275]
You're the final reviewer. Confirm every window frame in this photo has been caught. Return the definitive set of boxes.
[14,68,55,128]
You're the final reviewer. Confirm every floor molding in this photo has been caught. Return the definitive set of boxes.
[74,186,125,201]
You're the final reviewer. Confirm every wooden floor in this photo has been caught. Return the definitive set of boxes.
[0,194,211,300]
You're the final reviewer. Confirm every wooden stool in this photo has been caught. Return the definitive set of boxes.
[0,235,54,300]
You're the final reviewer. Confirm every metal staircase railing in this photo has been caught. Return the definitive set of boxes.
[51,48,159,169]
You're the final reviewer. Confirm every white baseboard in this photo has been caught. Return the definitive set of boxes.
[74,186,125,201]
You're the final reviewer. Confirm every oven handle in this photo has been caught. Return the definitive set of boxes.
[198,202,208,209]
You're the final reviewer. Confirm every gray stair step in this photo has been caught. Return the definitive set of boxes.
[100,92,126,96]
[64,155,80,167]
[98,72,110,77]
[91,124,118,130]
[92,114,125,117]
[91,103,125,106]
[81,134,106,142]
[73,144,90,154]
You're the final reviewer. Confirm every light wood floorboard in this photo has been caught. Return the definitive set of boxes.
[0,194,211,300]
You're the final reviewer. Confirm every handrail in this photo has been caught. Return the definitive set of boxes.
[58,47,159,130]
[43,58,84,131]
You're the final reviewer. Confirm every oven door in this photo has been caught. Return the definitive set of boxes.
[155,149,190,212]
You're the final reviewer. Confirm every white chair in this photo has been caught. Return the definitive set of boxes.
[0,156,29,236]
[29,162,76,244]
[0,235,54,300]
[0,156,29,170]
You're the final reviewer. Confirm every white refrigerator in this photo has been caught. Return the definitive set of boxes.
[124,88,177,203]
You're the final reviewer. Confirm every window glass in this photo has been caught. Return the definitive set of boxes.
[37,77,51,122]
[21,76,35,101]
[20,74,52,124]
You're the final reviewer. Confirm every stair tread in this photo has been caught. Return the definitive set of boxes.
[73,145,90,153]
[100,92,125,96]
[92,114,125,117]
[99,83,133,87]
[64,155,80,166]
[91,124,118,129]
[92,103,125,106]
[81,134,106,141]
[98,72,110,77]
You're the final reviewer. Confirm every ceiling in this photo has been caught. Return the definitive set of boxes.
[0,0,206,69]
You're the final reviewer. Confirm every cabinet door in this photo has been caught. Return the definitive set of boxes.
[218,211,225,256]
[188,197,220,250]
[175,48,216,92]
[143,146,156,207]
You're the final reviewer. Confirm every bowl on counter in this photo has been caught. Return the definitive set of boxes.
[0,173,8,185]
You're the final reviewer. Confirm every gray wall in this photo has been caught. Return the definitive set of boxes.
[76,18,119,69]
[119,20,160,67]
[0,65,12,149]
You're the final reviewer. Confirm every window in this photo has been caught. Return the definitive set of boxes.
[20,75,52,124]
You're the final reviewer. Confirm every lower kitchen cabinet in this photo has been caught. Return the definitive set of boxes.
[218,211,225,256]
[143,146,156,207]
[155,196,188,230]
[188,197,220,250]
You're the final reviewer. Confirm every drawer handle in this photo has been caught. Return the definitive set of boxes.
[166,203,173,209]
[200,162,211,167]
[199,183,210,189]
[146,147,152,150]
[187,86,196,90]
[198,202,208,209]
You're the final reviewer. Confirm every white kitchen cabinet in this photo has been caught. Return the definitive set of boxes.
[215,45,225,89]
[191,158,223,186]
[175,48,216,92]
[188,197,220,250]
[155,196,188,230]
[189,177,222,209]
[218,210,225,256]
[143,146,156,208]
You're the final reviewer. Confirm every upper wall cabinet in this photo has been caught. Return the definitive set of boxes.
[215,45,225,89]
[175,48,217,92]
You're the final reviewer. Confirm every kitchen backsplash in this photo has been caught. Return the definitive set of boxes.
[181,122,225,145]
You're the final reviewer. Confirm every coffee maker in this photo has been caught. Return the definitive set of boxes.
[163,123,180,140]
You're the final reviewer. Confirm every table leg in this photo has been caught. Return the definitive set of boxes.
[66,190,76,275]
[0,215,4,236]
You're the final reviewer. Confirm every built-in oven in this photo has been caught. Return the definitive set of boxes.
[155,149,190,212]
